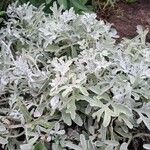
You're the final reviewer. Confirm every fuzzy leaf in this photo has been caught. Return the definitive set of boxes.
[34,142,47,150]
[143,144,150,150]
[0,136,7,145]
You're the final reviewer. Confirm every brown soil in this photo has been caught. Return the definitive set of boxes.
[97,0,150,41]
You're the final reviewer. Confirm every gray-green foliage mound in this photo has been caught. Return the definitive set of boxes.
[0,2,150,150]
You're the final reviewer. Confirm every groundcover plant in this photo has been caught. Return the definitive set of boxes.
[0,2,150,150]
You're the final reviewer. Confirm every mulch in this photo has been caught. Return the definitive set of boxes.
[97,0,150,42]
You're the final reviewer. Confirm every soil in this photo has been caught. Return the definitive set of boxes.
[96,0,150,42]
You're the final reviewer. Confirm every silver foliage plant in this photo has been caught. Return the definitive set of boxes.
[0,2,150,150]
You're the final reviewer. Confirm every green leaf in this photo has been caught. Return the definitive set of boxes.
[120,114,133,129]
[89,82,113,96]
[45,0,53,4]
[79,86,89,96]
[62,87,72,97]
[80,134,87,150]
[57,0,68,9]
[0,124,6,132]
[0,136,7,145]
[92,106,116,127]
[143,144,150,150]
[104,140,119,146]
[73,114,83,126]
[0,18,3,24]
[34,142,47,150]
[103,110,111,127]
[62,110,72,126]
[66,99,76,120]
[69,0,88,11]
[20,143,33,150]
[17,101,32,122]
[0,11,5,16]
[120,142,128,150]
[113,103,132,116]
[103,107,115,127]
[28,134,39,145]
[92,109,104,122]
[76,95,103,107]
[79,0,88,5]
